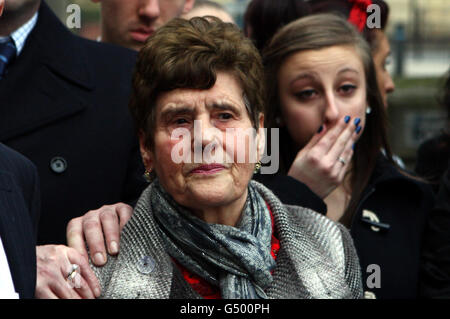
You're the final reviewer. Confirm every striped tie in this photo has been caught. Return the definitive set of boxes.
[0,38,16,80]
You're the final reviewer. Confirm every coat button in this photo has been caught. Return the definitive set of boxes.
[364,291,377,299]
[137,256,155,275]
[362,210,381,232]
[50,157,67,174]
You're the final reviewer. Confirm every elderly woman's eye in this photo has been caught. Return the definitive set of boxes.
[218,113,233,120]
[174,118,189,125]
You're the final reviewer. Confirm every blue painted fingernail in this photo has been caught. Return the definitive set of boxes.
[354,118,361,126]
[344,116,351,124]
[352,143,356,150]
[355,126,362,134]
[317,125,323,133]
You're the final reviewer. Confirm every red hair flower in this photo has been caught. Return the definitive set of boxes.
[348,0,372,32]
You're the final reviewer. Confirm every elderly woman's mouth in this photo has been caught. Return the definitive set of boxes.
[189,164,226,175]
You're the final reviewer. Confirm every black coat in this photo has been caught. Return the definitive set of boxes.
[350,156,434,299]
[253,173,327,214]
[256,155,435,299]
[419,167,450,298]
[0,2,146,244]
[415,132,450,193]
[0,143,40,298]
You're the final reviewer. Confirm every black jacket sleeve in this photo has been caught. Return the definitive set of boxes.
[253,173,327,214]
[420,166,450,298]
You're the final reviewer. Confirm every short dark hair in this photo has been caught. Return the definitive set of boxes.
[129,17,265,149]
[244,0,390,53]
[310,0,390,51]
[244,0,311,52]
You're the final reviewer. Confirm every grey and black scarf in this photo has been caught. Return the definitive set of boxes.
[151,179,276,299]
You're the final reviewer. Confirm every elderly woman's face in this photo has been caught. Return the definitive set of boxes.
[277,45,367,150]
[141,72,264,215]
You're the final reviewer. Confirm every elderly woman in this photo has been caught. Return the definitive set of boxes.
[36,17,362,299]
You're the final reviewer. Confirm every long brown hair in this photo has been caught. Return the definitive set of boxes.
[263,14,394,219]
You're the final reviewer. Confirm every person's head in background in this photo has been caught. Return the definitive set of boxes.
[91,0,195,51]
[0,0,40,35]
[182,0,234,23]
[243,0,311,52]
[414,71,450,191]
[244,0,394,108]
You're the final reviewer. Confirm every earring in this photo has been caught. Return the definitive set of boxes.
[254,161,262,173]
[366,106,372,114]
[275,117,282,126]
[143,169,153,182]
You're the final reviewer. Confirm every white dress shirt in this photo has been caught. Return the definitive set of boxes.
[0,12,38,300]
[0,12,38,55]
[0,236,19,299]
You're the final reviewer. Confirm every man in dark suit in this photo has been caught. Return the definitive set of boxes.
[0,0,147,245]
[0,143,40,298]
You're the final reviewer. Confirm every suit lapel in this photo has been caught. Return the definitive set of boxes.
[0,64,89,141]
[0,2,93,142]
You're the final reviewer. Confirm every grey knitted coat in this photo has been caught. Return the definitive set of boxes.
[91,181,363,299]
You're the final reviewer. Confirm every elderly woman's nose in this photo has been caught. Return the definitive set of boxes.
[197,117,221,145]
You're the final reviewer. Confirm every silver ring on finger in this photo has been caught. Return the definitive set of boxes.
[337,157,347,165]
[66,264,80,284]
